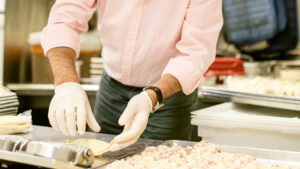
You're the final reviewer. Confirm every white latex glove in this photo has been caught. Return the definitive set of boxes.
[110,91,153,151]
[48,82,100,136]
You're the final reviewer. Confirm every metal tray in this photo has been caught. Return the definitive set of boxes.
[0,135,94,168]
[162,140,300,167]
[0,135,26,152]
[201,86,300,111]
[202,86,300,101]
[92,139,163,169]
[0,150,82,169]
[1,125,164,169]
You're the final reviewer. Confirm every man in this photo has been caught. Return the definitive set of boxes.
[41,0,223,151]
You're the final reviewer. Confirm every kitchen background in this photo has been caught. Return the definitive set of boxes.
[3,0,300,128]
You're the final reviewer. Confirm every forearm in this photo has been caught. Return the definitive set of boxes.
[47,47,79,86]
[146,74,182,106]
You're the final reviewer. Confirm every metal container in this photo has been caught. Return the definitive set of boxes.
[25,141,94,167]
[0,135,29,152]
[0,136,20,151]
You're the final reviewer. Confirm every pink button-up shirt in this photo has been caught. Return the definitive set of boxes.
[41,0,223,95]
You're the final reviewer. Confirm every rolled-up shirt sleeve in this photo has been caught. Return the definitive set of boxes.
[162,0,223,95]
[41,0,97,57]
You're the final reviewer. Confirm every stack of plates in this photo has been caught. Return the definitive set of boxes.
[0,87,19,115]
[90,57,103,81]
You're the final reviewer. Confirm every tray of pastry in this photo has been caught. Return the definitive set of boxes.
[163,140,300,167]
[90,138,163,168]
[103,140,300,168]
[201,86,300,111]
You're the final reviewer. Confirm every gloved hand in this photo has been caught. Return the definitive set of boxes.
[48,82,100,136]
[110,91,153,151]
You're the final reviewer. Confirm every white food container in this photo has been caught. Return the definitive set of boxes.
[191,103,300,151]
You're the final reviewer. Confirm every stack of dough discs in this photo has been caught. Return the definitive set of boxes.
[68,138,110,156]
[0,116,31,134]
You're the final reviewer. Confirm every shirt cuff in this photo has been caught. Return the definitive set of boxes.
[41,24,80,57]
[162,57,205,95]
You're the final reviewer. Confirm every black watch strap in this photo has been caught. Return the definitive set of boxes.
[143,86,163,104]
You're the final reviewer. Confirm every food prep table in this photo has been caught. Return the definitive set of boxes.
[0,125,163,168]
[0,125,300,168]
[6,84,99,96]
[7,84,217,128]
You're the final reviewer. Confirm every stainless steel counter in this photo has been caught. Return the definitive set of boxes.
[22,125,106,141]
[6,84,100,114]
[4,126,300,168]
[22,125,161,147]
[0,125,162,168]
[7,84,99,96]
[7,84,218,129]
[22,125,162,160]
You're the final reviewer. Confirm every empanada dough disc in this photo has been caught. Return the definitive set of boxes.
[69,138,110,156]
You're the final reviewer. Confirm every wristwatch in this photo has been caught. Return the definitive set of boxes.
[143,86,164,113]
